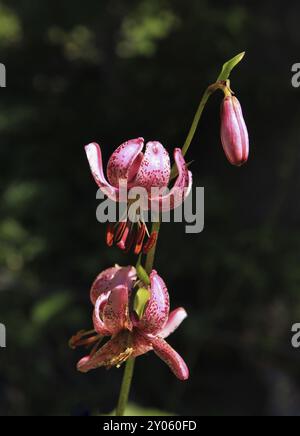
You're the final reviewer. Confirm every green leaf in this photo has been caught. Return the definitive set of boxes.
[217,51,245,82]
[134,288,151,319]
[136,263,151,286]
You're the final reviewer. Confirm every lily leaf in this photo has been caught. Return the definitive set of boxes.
[134,288,151,319]
[217,51,245,82]
[136,263,151,286]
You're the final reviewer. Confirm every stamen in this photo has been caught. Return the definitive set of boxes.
[142,220,150,238]
[134,224,146,255]
[69,329,98,349]
[108,347,134,369]
[75,335,103,348]
[106,223,115,247]
[143,231,158,254]
[114,221,127,243]
[125,225,136,253]
[90,338,104,357]
[117,222,131,250]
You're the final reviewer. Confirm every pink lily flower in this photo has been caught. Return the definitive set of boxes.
[84,138,192,254]
[220,95,249,166]
[70,265,189,381]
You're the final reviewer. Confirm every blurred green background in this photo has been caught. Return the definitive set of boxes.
[1,0,300,416]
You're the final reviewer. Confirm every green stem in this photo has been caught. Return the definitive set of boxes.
[145,221,162,274]
[170,81,226,179]
[115,81,223,417]
[182,86,214,158]
[115,358,135,416]
[115,221,160,417]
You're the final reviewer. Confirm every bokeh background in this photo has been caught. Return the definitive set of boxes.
[1,0,300,416]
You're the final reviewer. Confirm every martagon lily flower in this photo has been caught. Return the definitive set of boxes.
[85,138,192,254]
[70,265,189,381]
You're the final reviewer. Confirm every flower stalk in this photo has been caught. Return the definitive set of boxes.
[76,52,247,417]
[116,358,135,416]
[114,81,222,416]
[115,221,161,416]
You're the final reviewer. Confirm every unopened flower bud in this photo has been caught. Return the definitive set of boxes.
[220,95,249,166]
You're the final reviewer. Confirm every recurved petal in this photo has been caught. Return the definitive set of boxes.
[90,266,136,305]
[93,293,112,336]
[151,336,189,381]
[150,148,192,212]
[132,330,153,357]
[107,138,145,187]
[136,270,170,335]
[85,142,118,200]
[159,308,188,339]
[77,331,132,373]
[133,141,171,190]
[103,285,132,335]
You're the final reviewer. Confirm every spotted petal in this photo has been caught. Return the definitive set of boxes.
[150,148,192,212]
[85,142,118,201]
[133,141,171,191]
[77,331,131,373]
[107,138,144,187]
[136,270,170,335]
[102,285,132,335]
[151,336,189,381]
[159,308,188,339]
[132,330,153,357]
[90,266,136,305]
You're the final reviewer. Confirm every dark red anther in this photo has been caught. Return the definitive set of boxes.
[143,231,158,254]
[106,223,115,247]
[125,225,137,254]
[114,221,127,243]
[117,222,131,251]
[134,224,146,255]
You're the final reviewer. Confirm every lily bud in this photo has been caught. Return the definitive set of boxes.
[220,95,249,166]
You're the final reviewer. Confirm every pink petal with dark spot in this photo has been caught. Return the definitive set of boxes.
[159,308,188,339]
[136,270,170,335]
[103,285,132,335]
[107,138,145,187]
[151,336,189,381]
[77,332,129,373]
[132,331,153,357]
[133,141,171,191]
[85,142,118,201]
[150,148,192,212]
[90,266,136,305]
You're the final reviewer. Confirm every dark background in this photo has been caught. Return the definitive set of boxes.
[1,0,300,416]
